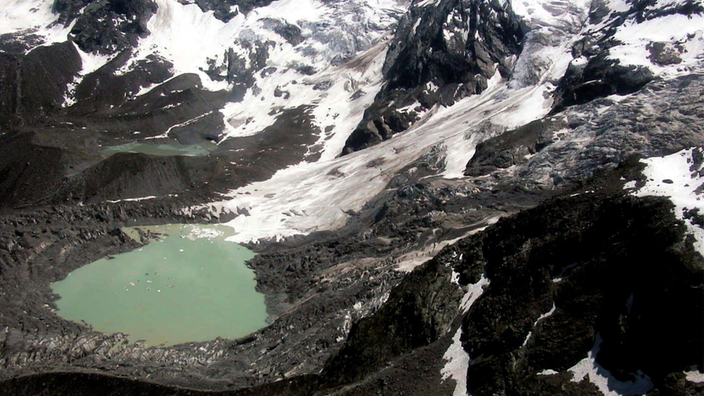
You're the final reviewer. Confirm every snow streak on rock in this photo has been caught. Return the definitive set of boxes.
[632,148,704,254]
[441,272,490,396]
[521,302,555,347]
[460,273,489,313]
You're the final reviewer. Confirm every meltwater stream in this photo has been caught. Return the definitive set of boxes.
[51,224,268,346]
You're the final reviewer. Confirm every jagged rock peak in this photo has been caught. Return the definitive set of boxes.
[341,0,524,155]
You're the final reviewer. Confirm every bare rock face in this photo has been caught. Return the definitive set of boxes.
[61,0,158,55]
[460,194,703,395]
[553,52,654,111]
[341,0,524,155]
[185,0,277,22]
[16,41,82,119]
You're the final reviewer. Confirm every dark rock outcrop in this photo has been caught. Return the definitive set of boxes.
[464,118,564,177]
[341,0,524,154]
[553,53,654,111]
[315,190,703,396]
[187,0,277,22]
[461,194,703,395]
[65,0,158,55]
[16,42,82,120]
[320,257,462,387]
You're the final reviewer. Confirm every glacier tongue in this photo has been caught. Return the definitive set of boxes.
[214,0,594,242]
[217,77,557,243]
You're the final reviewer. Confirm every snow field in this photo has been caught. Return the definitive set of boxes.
[633,148,704,254]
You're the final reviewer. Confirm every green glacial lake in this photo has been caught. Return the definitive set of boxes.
[51,224,268,346]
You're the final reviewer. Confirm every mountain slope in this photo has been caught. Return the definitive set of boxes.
[0,0,703,395]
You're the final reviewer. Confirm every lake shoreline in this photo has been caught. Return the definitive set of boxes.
[51,224,268,347]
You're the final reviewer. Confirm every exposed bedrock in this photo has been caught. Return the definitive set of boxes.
[315,192,703,395]
[0,41,228,144]
[462,194,703,395]
[341,0,524,154]
[3,42,82,123]
[58,0,158,55]
[553,52,654,111]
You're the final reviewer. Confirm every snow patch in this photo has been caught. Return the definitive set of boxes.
[106,196,158,203]
[0,0,73,48]
[567,334,654,396]
[609,13,704,78]
[441,328,470,396]
[61,43,114,107]
[632,148,704,254]
[460,273,489,313]
[684,368,704,383]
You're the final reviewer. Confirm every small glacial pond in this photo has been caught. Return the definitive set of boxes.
[51,224,268,346]
[102,141,216,157]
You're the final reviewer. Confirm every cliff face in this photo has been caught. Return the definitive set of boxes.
[314,189,703,396]
[342,0,524,154]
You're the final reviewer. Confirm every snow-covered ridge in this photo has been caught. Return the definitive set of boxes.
[630,148,704,254]
[590,0,704,79]
[129,0,406,149]
[0,0,72,47]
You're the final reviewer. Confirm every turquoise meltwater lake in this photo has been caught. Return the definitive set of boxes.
[51,224,268,346]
